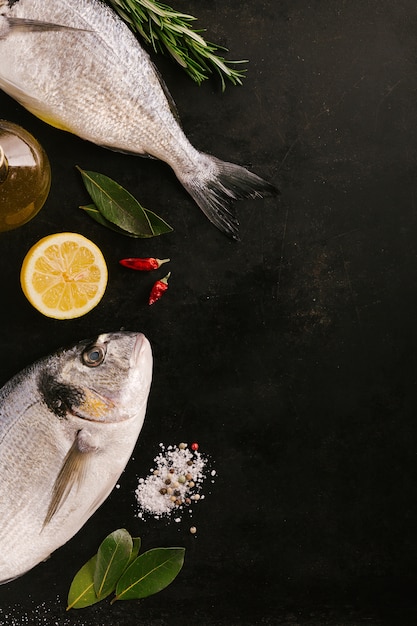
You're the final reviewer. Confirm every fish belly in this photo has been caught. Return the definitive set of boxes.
[0,0,191,164]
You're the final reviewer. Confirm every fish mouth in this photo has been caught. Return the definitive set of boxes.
[130,332,152,369]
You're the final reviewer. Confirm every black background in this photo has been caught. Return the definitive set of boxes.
[1,1,417,624]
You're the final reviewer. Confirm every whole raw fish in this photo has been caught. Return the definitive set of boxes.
[0,331,152,584]
[0,0,277,239]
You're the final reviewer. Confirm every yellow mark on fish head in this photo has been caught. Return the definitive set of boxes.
[78,389,116,422]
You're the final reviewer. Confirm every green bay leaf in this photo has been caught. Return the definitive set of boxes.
[127,537,142,568]
[144,207,173,236]
[77,167,172,237]
[67,554,100,610]
[113,547,185,602]
[80,204,141,237]
[94,528,133,600]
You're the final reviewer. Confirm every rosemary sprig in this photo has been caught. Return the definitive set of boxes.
[106,0,247,89]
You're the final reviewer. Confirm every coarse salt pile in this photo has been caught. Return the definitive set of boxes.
[135,442,215,521]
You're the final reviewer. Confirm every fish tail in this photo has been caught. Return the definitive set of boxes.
[181,154,279,240]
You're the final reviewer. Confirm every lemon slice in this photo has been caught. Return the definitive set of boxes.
[20,232,108,319]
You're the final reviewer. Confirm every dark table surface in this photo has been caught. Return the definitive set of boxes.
[1,1,417,624]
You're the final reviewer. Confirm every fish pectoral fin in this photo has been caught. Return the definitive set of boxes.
[1,17,91,37]
[43,431,96,528]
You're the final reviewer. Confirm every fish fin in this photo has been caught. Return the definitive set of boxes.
[0,16,90,38]
[43,431,95,527]
[181,155,279,240]
[99,144,157,159]
[151,62,182,128]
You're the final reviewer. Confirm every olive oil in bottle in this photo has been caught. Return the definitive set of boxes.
[0,120,51,232]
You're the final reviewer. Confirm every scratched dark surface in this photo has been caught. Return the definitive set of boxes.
[1,0,417,624]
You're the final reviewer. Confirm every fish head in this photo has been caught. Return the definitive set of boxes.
[38,331,153,425]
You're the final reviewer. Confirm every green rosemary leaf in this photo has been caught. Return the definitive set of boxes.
[106,0,247,88]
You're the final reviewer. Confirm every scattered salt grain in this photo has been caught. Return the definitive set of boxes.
[135,442,215,521]
[0,596,88,626]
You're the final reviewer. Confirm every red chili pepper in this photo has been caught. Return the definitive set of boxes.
[149,272,171,305]
[119,257,170,271]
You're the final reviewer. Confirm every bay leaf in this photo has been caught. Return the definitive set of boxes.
[80,204,137,236]
[113,547,185,602]
[127,537,142,568]
[66,554,100,610]
[144,207,173,236]
[77,167,172,237]
[94,528,133,600]
[81,204,173,237]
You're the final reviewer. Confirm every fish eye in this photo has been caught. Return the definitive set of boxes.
[82,344,106,367]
